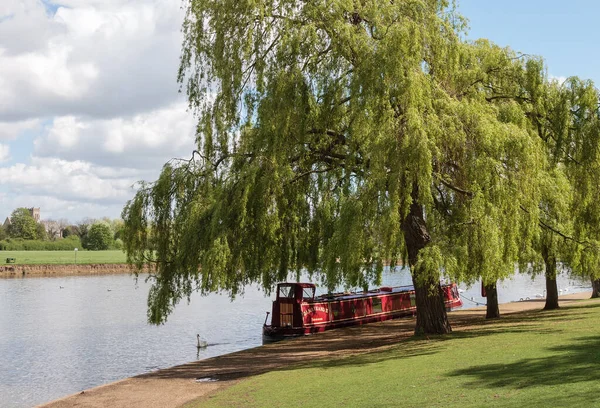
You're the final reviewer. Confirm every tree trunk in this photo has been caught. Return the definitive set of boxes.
[402,188,451,335]
[592,278,600,299]
[543,251,559,310]
[485,281,499,319]
[544,274,559,310]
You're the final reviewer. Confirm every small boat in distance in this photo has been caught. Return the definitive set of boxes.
[263,282,462,342]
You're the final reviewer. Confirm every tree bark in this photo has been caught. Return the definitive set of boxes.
[542,250,559,310]
[485,281,500,319]
[544,274,559,310]
[592,278,600,299]
[402,188,451,335]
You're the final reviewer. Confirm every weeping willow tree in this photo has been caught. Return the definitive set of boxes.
[518,164,575,311]
[454,44,600,314]
[122,0,545,333]
[514,79,580,311]
[558,79,600,297]
[515,76,600,308]
[441,40,547,319]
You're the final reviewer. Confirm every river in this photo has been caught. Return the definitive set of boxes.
[0,268,591,407]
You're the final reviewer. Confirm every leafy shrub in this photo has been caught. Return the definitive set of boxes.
[7,208,38,240]
[112,238,124,250]
[84,223,113,251]
[0,236,82,250]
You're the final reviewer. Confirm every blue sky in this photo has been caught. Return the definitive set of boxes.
[0,0,597,222]
[459,0,600,84]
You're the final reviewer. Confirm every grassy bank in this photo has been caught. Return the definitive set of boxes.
[0,250,126,265]
[191,301,600,408]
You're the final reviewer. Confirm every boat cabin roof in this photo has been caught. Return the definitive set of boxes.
[276,282,420,303]
[277,283,316,289]
[313,285,416,302]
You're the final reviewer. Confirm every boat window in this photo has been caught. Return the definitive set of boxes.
[302,287,315,300]
[372,298,382,314]
[278,285,294,299]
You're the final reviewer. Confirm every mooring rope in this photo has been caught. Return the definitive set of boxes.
[459,293,487,306]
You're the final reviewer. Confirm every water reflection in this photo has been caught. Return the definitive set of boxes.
[0,268,591,407]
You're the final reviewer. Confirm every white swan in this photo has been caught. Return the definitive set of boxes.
[197,334,208,349]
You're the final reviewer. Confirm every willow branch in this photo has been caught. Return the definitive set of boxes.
[435,175,474,197]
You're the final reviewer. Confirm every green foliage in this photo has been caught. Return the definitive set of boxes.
[113,238,124,250]
[111,219,125,240]
[122,1,553,324]
[62,226,74,238]
[557,80,600,279]
[75,218,95,243]
[36,223,48,241]
[7,208,39,240]
[123,1,600,325]
[0,235,82,251]
[511,75,600,281]
[85,223,113,251]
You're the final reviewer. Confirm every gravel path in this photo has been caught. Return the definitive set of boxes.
[39,291,596,408]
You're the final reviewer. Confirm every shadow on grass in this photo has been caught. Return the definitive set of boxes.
[284,324,561,373]
[449,335,600,389]
[140,300,600,382]
[295,304,600,372]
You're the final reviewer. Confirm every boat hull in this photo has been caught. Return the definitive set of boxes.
[263,283,462,341]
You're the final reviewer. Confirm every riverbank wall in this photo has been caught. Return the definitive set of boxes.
[0,263,144,278]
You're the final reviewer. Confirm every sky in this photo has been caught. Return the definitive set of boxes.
[0,1,598,222]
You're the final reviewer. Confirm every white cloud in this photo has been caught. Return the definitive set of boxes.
[34,102,196,169]
[0,0,198,222]
[0,0,185,121]
[0,157,141,204]
[0,0,66,55]
[0,144,9,162]
[0,119,40,140]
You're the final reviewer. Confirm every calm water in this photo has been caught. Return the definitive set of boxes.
[0,269,591,407]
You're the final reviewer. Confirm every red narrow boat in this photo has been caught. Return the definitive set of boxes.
[263,282,462,341]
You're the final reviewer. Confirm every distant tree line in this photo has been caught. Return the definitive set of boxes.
[0,208,124,251]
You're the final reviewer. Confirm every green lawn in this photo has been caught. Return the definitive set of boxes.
[0,250,126,265]
[194,301,600,408]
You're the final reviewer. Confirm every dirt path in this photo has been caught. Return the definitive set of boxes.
[39,292,596,408]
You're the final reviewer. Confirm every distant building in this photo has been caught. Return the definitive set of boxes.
[29,208,40,222]
[41,220,63,240]
[2,208,41,228]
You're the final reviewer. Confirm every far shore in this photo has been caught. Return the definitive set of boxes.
[0,263,141,278]
[0,258,406,279]
[38,291,596,408]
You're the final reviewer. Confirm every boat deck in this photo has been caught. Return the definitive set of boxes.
[312,285,416,303]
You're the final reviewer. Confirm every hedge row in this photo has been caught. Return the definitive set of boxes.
[0,236,82,251]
